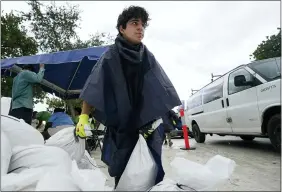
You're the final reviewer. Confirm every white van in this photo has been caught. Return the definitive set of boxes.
[185,57,281,151]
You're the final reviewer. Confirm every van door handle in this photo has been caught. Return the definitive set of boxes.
[221,100,224,108]
[226,98,229,107]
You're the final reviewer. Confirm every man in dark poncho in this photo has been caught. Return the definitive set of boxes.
[76,6,181,188]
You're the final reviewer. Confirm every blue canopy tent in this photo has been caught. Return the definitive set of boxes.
[1,46,109,99]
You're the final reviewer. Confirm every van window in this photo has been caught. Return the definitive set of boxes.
[203,78,224,104]
[228,68,255,95]
[248,59,281,81]
[187,91,203,109]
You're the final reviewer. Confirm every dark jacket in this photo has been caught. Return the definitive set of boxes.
[80,43,181,178]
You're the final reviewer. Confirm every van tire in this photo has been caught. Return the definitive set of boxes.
[240,136,255,141]
[267,114,281,152]
[192,123,205,143]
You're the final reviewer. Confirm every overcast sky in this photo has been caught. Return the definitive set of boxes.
[2,1,280,111]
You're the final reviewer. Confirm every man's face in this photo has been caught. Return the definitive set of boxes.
[119,18,145,44]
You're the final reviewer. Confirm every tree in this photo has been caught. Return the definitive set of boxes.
[250,28,281,61]
[1,11,46,103]
[20,0,113,112]
[69,32,114,50]
[46,97,65,111]
[1,11,38,58]
[22,0,81,53]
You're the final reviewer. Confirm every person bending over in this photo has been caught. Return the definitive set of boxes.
[41,108,74,140]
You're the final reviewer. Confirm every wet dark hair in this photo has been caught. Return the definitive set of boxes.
[22,64,35,72]
[54,108,65,113]
[116,6,150,34]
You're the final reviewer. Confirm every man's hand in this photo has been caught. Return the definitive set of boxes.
[76,114,90,138]
[39,63,45,69]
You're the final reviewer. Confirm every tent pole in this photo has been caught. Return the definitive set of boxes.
[64,59,84,118]
[66,58,84,96]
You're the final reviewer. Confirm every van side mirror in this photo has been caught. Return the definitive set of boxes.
[234,75,253,87]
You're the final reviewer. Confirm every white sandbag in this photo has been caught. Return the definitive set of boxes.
[36,170,80,191]
[205,154,236,180]
[1,115,44,148]
[1,168,45,191]
[149,178,196,191]
[77,150,97,170]
[1,131,12,175]
[35,161,107,191]
[45,127,86,162]
[116,134,158,191]
[71,161,107,191]
[104,186,114,191]
[170,155,236,191]
[1,97,11,115]
[8,145,72,174]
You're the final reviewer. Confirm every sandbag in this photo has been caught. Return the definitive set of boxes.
[1,168,45,191]
[45,127,87,162]
[8,145,72,174]
[77,150,98,170]
[1,131,12,175]
[104,186,114,191]
[3,155,108,191]
[71,161,108,191]
[1,115,44,148]
[1,97,11,115]
[3,160,107,191]
[116,134,158,191]
[35,170,80,191]
[149,178,196,191]
[35,161,107,191]
[205,155,236,180]
[170,155,236,191]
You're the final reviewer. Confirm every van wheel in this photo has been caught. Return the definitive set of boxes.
[240,136,255,141]
[267,114,281,152]
[192,123,205,143]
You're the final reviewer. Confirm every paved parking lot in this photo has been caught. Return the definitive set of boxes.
[92,135,281,191]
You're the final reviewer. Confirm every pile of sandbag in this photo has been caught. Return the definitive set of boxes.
[1,115,112,191]
[113,134,236,191]
[1,114,236,191]
[149,155,236,191]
